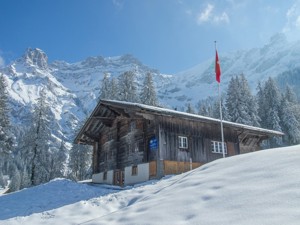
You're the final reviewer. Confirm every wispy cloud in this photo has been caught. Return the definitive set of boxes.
[112,0,124,10]
[282,0,300,41]
[197,3,230,25]
[197,4,214,23]
[0,55,4,68]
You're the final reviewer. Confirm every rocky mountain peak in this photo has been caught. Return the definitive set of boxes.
[22,48,48,69]
[81,56,106,68]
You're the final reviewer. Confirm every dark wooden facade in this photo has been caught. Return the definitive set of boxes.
[75,100,284,182]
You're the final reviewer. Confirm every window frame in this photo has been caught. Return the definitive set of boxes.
[211,141,227,154]
[178,136,188,149]
[132,165,138,176]
[103,171,107,180]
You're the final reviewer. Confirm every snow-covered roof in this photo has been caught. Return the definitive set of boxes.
[75,99,283,144]
[101,99,284,135]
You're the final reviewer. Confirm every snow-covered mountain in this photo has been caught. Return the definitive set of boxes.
[1,33,300,143]
[163,33,300,107]
[0,48,173,143]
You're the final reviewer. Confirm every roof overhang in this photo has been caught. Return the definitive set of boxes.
[74,99,284,145]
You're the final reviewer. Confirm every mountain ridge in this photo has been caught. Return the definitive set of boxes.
[1,33,300,144]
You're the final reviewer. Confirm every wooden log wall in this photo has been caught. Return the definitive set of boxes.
[97,115,156,172]
[156,116,240,163]
[163,160,203,175]
[94,109,263,174]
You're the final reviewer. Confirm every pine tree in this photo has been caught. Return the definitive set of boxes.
[99,72,111,100]
[118,71,139,102]
[226,76,241,122]
[198,104,210,117]
[279,94,300,145]
[226,74,260,126]
[226,76,250,124]
[197,97,215,117]
[9,165,21,192]
[140,72,158,106]
[261,77,283,147]
[240,74,260,127]
[256,81,267,127]
[68,144,92,181]
[0,171,5,188]
[21,89,52,186]
[49,140,67,179]
[186,103,195,114]
[0,75,14,170]
[20,167,31,189]
[284,85,298,104]
[110,77,119,100]
[212,97,229,120]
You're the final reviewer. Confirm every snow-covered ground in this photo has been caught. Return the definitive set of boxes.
[1,145,300,225]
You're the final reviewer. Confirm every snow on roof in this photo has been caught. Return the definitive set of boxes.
[101,99,284,136]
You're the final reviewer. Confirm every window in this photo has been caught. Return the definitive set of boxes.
[178,136,188,149]
[211,141,227,154]
[103,171,107,180]
[132,165,138,176]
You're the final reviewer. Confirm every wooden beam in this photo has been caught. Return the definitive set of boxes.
[83,131,98,142]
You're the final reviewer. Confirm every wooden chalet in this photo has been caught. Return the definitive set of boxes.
[75,99,283,186]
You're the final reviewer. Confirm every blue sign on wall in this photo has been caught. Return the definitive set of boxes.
[149,137,158,150]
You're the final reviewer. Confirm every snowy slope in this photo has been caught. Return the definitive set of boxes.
[1,145,300,225]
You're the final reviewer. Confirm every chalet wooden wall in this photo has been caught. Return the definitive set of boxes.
[156,116,240,163]
[94,111,247,175]
[97,115,157,172]
[79,101,281,183]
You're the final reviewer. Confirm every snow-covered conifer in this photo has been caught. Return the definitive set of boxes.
[68,144,92,181]
[0,171,5,188]
[284,85,298,104]
[212,97,229,120]
[186,103,195,114]
[0,75,14,170]
[140,72,158,106]
[279,94,300,145]
[50,140,67,179]
[20,167,31,189]
[9,166,21,192]
[226,74,259,126]
[261,77,283,146]
[240,74,260,127]
[118,71,139,102]
[256,81,267,127]
[197,97,214,117]
[110,77,119,100]
[99,72,111,100]
[20,88,52,186]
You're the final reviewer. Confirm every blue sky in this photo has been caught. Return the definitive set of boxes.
[0,0,300,73]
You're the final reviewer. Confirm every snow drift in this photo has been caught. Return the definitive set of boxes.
[1,145,300,225]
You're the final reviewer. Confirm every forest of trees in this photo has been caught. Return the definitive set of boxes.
[0,70,159,192]
[99,71,158,106]
[1,70,300,192]
[197,75,300,148]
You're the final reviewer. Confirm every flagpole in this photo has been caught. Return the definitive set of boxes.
[215,41,225,158]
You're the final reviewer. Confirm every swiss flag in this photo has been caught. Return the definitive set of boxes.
[215,50,221,83]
